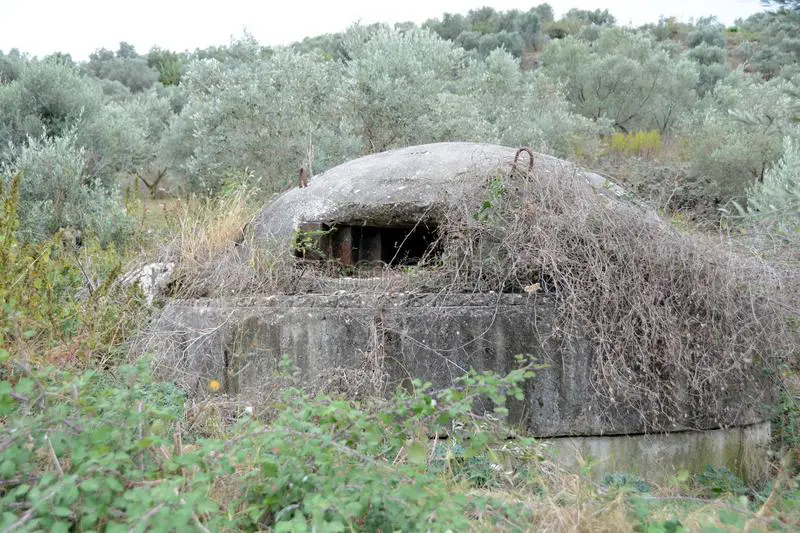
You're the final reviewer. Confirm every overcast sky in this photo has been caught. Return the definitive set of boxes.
[1,0,767,61]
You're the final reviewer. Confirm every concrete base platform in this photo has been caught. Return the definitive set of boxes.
[542,422,771,484]
[140,293,774,484]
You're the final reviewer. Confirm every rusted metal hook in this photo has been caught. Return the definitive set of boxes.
[511,147,534,176]
[297,167,309,188]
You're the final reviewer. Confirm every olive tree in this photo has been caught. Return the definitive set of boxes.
[686,21,725,48]
[518,9,542,48]
[467,7,502,34]
[679,73,799,206]
[563,8,616,26]
[744,136,800,232]
[738,11,800,79]
[0,60,103,162]
[0,49,24,84]
[147,47,183,86]
[465,49,607,157]
[2,133,132,245]
[339,27,470,152]
[539,27,698,133]
[685,43,729,95]
[423,13,470,40]
[0,54,180,198]
[77,87,176,189]
[162,40,356,194]
[477,31,524,57]
[533,4,554,24]
[85,43,159,92]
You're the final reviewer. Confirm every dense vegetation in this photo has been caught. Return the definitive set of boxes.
[1,3,799,531]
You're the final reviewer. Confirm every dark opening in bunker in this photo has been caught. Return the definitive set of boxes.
[294,220,440,268]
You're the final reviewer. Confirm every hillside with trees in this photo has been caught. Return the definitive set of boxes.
[1,3,799,531]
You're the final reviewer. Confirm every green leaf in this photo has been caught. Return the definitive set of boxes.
[261,460,278,478]
[1,513,18,529]
[407,441,427,465]
[81,478,101,492]
[134,437,155,450]
[51,521,70,533]
[60,483,80,505]
[718,509,744,528]
[326,520,346,532]
[15,378,35,396]
[79,510,98,530]
[105,477,124,492]
[196,499,220,514]
[105,522,128,533]
[0,459,16,478]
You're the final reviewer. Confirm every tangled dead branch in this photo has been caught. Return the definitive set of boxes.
[433,164,791,429]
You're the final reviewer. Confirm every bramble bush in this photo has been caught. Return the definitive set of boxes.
[4,175,545,530]
[0,350,540,531]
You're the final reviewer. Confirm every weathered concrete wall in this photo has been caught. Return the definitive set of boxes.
[143,292,771,438]
[544,422,771,484]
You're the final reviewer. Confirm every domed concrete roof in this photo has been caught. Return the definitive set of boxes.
[250,142,624,241]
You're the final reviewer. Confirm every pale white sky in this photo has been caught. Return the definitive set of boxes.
[1,0,766,60]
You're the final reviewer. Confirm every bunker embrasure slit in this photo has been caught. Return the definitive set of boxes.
[294,220,440,269]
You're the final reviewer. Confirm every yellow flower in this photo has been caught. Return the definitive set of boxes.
[208,379,221,392]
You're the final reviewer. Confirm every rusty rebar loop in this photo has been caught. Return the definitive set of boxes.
[512,147,534,176]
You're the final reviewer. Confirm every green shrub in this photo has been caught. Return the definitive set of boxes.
[0,353,539,531]
[693,466,749,497]
[0,174,84,356]
[773,381,800,454]
[0,362,192,532]
[602,473,652,493]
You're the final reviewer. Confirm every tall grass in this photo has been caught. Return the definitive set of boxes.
[606,130,662,157]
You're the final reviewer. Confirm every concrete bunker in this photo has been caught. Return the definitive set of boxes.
[144,142,778,483]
